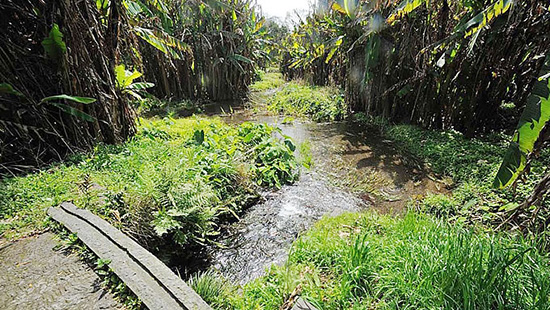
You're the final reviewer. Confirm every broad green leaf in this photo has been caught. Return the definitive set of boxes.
[232,54,253,64]
[462,0,514,38]
[494,54,550,188]
[387,0,427,24]
[134,27,190,59]
[128,82,155,90]
[41,94,96,104]
[115,64,143,89]
[0,83,24,97]
[331,2,347,15]
[50,102,95,122]
[123,0,142,15]
[364,35,380,82]
[41,24,67,62]
[96,0,110,11]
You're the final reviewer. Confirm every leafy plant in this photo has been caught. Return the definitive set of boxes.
[494,54,550,189]
[41,23,66,63]
[0,117,298,249]
[114,64,154,101]
[188,270,234,309]
[41,94,97,122]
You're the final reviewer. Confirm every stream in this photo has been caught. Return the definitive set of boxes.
[197,101,447,284]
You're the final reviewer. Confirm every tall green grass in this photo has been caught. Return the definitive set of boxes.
[188,270,234,309]
[250,69,286,92]
[0,117,298,246]
[230,212,550,309]
[268,82,346,122]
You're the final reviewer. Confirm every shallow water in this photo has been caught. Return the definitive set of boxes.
[202,104,446,284]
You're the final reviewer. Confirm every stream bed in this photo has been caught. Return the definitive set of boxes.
[199,105,446,284]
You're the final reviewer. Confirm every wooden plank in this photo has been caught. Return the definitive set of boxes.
[291,298,318,310]
[48,203,212,310]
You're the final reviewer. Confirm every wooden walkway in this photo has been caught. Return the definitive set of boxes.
[48,202,212,310]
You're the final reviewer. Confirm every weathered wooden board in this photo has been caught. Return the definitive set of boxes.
[291,298,318,310]
[48,202,212,310]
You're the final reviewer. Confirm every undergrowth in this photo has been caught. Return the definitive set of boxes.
[227,212,550,309]
[0,117,299,247]
[353,113,550,229]
[268,82,346,122]
[250,69,285,92]
[136,96,201,117]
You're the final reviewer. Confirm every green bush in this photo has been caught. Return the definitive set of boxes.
[230,212,550,309]
[0,117,298,247]
[268,82,346,122]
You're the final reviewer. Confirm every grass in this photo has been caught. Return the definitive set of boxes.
[353,113,550,228]
[250,69,286,92]
[0,117,299,246]
[249,68,346,122]
[267,81,346,122]
[226,211,550,309]
[188,270,235,309]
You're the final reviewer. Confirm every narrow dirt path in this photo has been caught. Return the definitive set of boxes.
[0,232,121,310]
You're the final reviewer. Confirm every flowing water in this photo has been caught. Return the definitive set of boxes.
[200,101,447,284]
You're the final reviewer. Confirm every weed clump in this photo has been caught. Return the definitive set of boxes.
[0,117,298,248]
[268,82,346,122]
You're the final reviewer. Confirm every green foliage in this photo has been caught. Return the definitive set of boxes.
[360,118,549,228]
[229,212,550,309]
[387,0,428,24]
[41,95,96,104]
[41,94,98,122]
[136,97,200,117]
[124,0,270,100]
[238,122,299,188]
[188,270,235,309]
[386,125,505,183]
[0,83,24,97]
[250,69,285,92]
[41,23,66,63]
[115,64,154,101]
[494,54,550,189]
[0,117,298,246]
[297,141,313,169]
[268,82,346,122]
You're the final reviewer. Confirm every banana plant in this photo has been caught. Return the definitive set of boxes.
[115,64,154,101]
[1,83,97,122]
[494,54,550,189]
[40,95,97,122]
